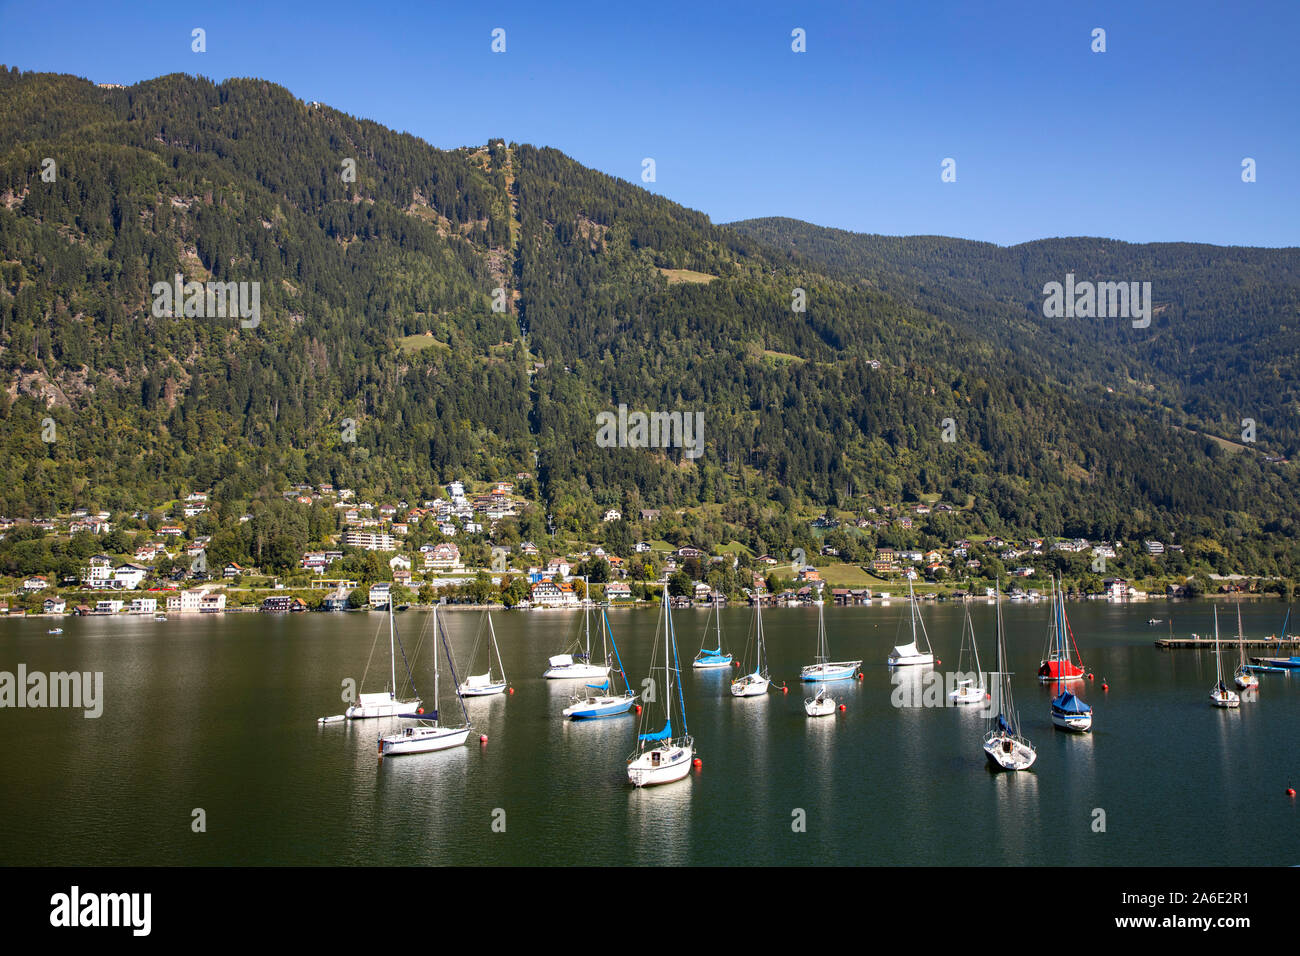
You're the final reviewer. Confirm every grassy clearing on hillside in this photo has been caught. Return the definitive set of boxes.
[658,267,717,284]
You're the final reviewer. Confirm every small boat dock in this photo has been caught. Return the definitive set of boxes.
[1154,637,1299,649]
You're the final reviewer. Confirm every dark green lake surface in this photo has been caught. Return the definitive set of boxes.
[2,601,1296,866]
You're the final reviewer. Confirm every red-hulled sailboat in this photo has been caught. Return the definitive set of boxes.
[1038,578,1086,683]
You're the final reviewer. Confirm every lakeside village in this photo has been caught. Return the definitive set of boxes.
[0,478,1290,619]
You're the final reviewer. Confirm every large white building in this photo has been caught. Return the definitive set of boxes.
[343,529,397,552]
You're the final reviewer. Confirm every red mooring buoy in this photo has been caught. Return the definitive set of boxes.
[838,704,846,713]
[635,704,642,714]
[1288,787,1296,798]
[692,757,702,768]
[479,734,488,744]
[507,687,514,695]
[417,707,424,714]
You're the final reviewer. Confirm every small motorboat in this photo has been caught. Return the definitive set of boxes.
[47,628,63,635]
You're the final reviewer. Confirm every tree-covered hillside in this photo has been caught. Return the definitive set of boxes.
[1,68,1298,577]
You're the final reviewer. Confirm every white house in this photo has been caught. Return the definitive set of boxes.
[127,597,158,614]
[368,582,392,608]
[112,563,150,590]
[22,576,48,591]
[603,509,622,522]
[389,554,412,571]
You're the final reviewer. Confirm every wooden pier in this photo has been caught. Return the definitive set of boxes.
[1154,637,1299,649]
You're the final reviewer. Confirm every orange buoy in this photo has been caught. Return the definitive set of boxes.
[732,660,740,668]
[985,692,991,700]
[1102,682,1109,691]
[935,659,941,666]
[838,704,846,712]
[1087,673,1095,680]
[692,757,702,768]
[856,672,864,681]
[479,734,488,744]
[782,684,789,695]
[1288,788,1296,797]
[635,704,642,714]
[417,707,424,714]
[508,687,514,695]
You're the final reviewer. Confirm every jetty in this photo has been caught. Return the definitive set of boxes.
[1154,636,1299,649]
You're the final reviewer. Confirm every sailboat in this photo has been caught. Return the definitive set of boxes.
[948,602,986,705]
[1210,606,1241,709]
[1038,578,1085,683]
[803,600,839,717]
[888,578,934,666]
[542,577,611,680]
[983,583,1037,770]
[563,606,638,719]
[379,601,472,755]
[341,599,421,719]
[1233,604,1259,690]
[800,588,861,683]
[693,591,732,668]
[730,591,771,697]
[1047,580,1092,732]
[627,589,695,787]
[457,610,508,697]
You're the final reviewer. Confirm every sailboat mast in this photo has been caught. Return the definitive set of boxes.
[432,600,440,722]
[583,575,591,657]
[389,599,397,695]
[1213,606,1222,684]
[663,589,672,728]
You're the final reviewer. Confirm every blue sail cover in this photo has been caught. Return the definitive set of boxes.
[586,680,609,690]
[639,719,671,742]
[997,713,1012,733]
[699,647,721,657]
[1052,691,1091,714]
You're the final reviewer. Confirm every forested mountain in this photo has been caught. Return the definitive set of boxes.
[1,67,1297,575]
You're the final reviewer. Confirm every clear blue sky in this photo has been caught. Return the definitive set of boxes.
[1,0,1296,246]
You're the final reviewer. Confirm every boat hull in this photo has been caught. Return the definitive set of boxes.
[693,655,732,669]
[983,732,1037,770]
[730,673,770,697]
[542,664,610,680]
[799,661,862,682]
[627,740,694,787]
[804,696,836,717]
[346,696,421,719]
[379,725,470,755]
[1210,690,1241,708]
[888,652,934,667]
[458,682,507,697]
[563,694,637,719]
[1051,709,1093,732]
[949,683,986,705]
[1037,659,1085,682]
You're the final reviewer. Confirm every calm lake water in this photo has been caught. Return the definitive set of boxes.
[1,600,1296,866]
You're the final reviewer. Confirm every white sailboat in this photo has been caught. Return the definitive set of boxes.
[1233,604,1259,691]
[340,599,421,720]
[948,602,987,705]
[1210,606,1241,709]
[731,591,771,697]
[563,606,638,719]
[888,578,935,667]
[803,599,839,717]
[458,610,508,697]
[380,601,471,755]
[542,577,611,680]
[983,582,1037,771]
[800,587,861,683]
[692,591,733,668]
[627,589,695,787]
